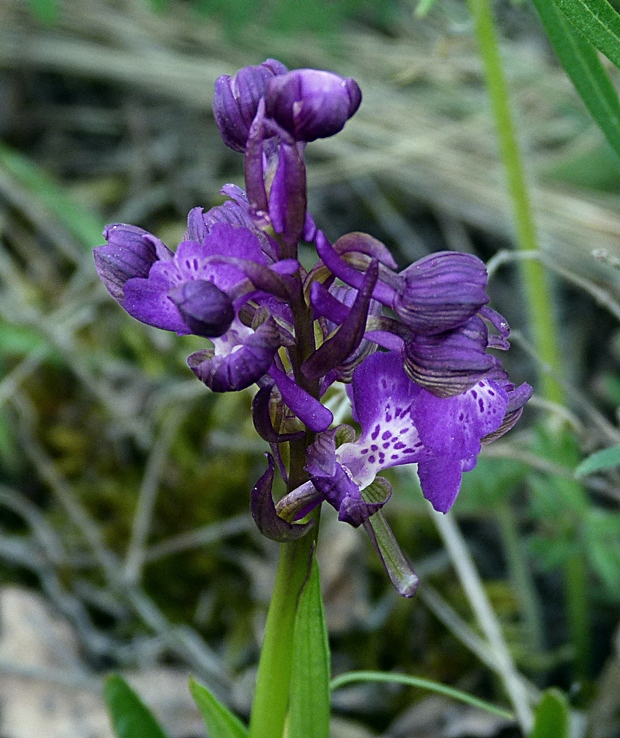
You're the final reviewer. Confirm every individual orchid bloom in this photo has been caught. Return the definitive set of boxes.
[94,223,174,306]
[315,232,491,335]
[266,68,362,142]
[279,351,531,522]
[213,59,288,153]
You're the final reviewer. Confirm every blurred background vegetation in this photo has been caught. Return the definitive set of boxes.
[2,0,620,736]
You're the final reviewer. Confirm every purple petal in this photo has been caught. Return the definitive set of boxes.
[315,231,394,305]
[168,280,234,338]
[213,60,288,152]
[302,259,378,381]
[404,316,497,398]
[251,455,314,542]
[413,379,508,460]
[416,457,465,513]
[334,232,398,269]
[268,365,333,432]
[310,282,350,324]
[481,382,532,444]
[123,277,188,333]
[266,69,361,142]
[394,252,489,335]
[94,224,172,304]
[188,318,280,392]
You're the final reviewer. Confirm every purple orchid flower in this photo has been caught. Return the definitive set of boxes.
[94,58,533,596]
[280,351,529,522]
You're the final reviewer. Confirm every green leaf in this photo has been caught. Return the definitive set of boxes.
[534,0,620,159]
[553,0,620,70]
[574,444,620,476]
[330,671,514,720]
[288,558,331,738]
[529,688,569,738]
[103,674,170,738]
[0,142,104,248]
[189,677,248,738]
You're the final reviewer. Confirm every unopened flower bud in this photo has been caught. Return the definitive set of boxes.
[213,59,288,152]
[394,252,489,335]
[266,69,361,142]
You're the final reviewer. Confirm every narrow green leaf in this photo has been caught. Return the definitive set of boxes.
[574,444,620,476]
[189,677,248,738]
[553,0,620,70]
[103,674,170,738]
[0,141,104,248]
[529,688,569,738]
[288,557,330,738]
[534,0,620,159]
[330,671,514,721]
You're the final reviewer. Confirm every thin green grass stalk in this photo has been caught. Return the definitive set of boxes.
[467,0,593,687]
[466,0,564,405]
[330,671,514,720]
[496,503,546,659]
[429,504,534,733]
[564,549,591,681]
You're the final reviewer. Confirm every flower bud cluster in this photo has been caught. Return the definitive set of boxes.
[94,59,531,595]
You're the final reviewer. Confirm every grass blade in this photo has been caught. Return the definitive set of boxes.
[330,671,514,721]
[534,0,620,159]
[189,677,248,738]
[104,674,170,738]
[553,0,620,70]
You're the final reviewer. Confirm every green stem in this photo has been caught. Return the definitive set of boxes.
[496,503,545,657]
[564,540,591,682]
[249,531,317,738]
[249,271,320,738]
[467,0,564,405]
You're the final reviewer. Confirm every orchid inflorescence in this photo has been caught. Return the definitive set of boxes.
[94,59,531,596]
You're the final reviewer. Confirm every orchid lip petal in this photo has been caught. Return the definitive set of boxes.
[188,317,280,392]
